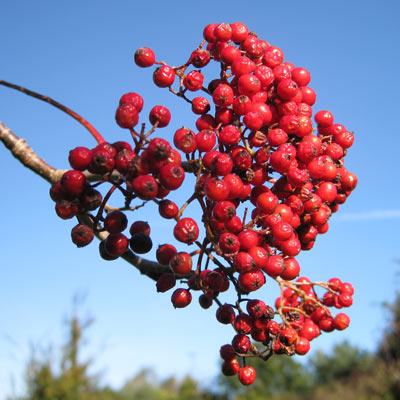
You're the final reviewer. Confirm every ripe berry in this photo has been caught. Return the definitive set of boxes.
[156,273,176,293]
[134,47,156,67]
[238,366,256,386]
[149,105,171,127]
[71,224,94,247]
[104,233,129,257]
[169,252,192,275]
[60,170,87,197]
[115,104,139,128]
[171,288,192,308]
[156,243,177,266]
[173,218,199,244]
[104,211,128,234]
[68,147,92,171]
[153,65,175,87]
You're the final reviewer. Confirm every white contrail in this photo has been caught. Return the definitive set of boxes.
[335,209,400,221]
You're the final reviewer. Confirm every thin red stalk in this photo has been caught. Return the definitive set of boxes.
[0,80,105,144]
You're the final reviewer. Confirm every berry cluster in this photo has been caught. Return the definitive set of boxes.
[49,22,357,386]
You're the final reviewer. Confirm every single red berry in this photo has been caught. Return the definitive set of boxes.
[134,47,155,67]
[60,170,87,197]
[132,175,158,200]
[192,96,210,114]
[153,65,175,87]
[115,104,139,128]
[238,270,266,292]
[295,337,311,355]
[190,49,211,68]
[220,344,236,361]
[68,147,92,171]
[71,224,94,247]
[169,252,192,275]
[104,233,129,257]
[216,304,235,324]
[149,105,171,128]
[159,164,185,190]
[119,92,144,112]
[238,366,256,386]
[155,243,177,266]
[129,220,151,236]
[221,359,240,376]
[156,273,176,293]
[158,200,179,219]
[173,218,199,244]
[171,288,192,308]
[183,70,204,91]
[104,210,128,234]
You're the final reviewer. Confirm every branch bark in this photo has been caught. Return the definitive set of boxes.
[0,121,172,281]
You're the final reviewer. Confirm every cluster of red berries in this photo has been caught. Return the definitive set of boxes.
[49,21,357,387]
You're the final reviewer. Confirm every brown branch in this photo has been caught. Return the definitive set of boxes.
[0,121,171,281]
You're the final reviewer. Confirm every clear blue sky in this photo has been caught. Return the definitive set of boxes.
[1,0,400,398]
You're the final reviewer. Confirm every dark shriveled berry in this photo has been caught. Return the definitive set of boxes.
[129,233,153,254]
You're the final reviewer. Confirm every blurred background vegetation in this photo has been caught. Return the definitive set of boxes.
[7,291,399,400]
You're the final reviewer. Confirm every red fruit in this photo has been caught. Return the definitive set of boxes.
[134,47,155,67]
[231,22,249,43]
[156,273,176,293]
[174,127,197,154]
[238,230,259,251]
[247,246,269,270]
[238,270,266,292]
[238,74,261,97]
[246,299,267,318]
[291,67,311,87]
[234,252,256,273]
[238,366,256,386]
[173,218,199,244]
[132,175,158,200]
[156,243,177,265]
[315,110,334,127]
[153,65,175,87]
[205,177,230,201]
[190,49,211,68]
[279,326,298,345]
[71,224,94,247]
[183,70,204,91]
[104,210,128,234]
[192,96,210,114]
[159,164,185,190]
[158,199,179,219]
[295,337,311,355]
[169,252,192,275]
[119,93,144,112]
[263,46,284,67]
[280,257,300,280]
[196,130,216,152]
[212,83,234,107]
[263,255,285,277]
[129,220,151,236]
[115,104,139,128]
[219,125,241,146]
[234,313,253,334]
[232,56,256,76]
[171,288,192,308]
[149,105,171,127]
[60,170,87,197]
[68,147,92,171]
[104,233,129,257]
[300,86,316,105]
[220,344,236,361]
[216,304,235,324]
[222,359,240,376]
[232,334,251,353]
[333,313,350,330]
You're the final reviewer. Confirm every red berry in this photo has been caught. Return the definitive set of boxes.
[134,47,155,67]
[171,288,192,308]
[238,366,256,386]
[173,218,199,244]
[153,65,175,87]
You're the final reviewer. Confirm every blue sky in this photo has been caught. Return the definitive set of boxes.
[1,0,400,398]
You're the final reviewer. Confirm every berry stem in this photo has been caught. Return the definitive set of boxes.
[0,80,106,144]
